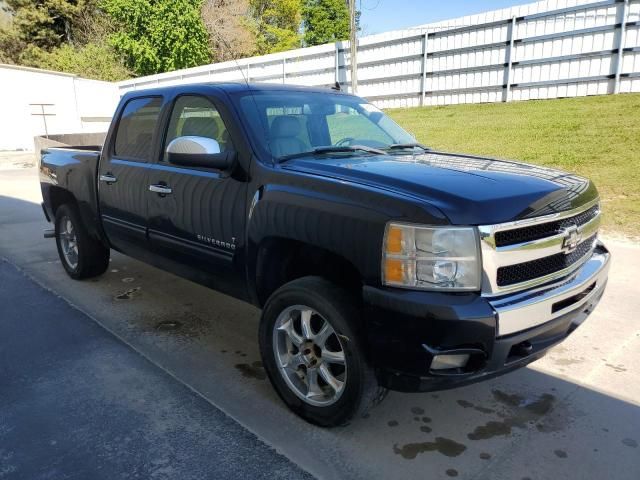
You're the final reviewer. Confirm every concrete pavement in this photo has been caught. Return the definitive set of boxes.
[0,260,313,480]
[1,156,639,480]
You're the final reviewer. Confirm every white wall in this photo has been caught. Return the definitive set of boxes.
[0,65,119,151]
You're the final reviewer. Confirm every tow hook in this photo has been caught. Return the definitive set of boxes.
[512,341,533,357]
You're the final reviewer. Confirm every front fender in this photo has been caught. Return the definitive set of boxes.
[245,173,449,303]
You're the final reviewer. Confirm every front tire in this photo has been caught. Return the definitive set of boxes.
[55,204,110,280]
[259,276,387,427]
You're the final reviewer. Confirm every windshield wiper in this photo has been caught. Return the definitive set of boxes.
[387,143,430,152]
[278,145,386,162]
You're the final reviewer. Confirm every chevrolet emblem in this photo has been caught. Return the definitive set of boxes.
[561,224,581,253]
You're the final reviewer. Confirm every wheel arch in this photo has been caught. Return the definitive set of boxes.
[253,236,364,308]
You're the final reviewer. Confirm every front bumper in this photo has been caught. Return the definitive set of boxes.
[363,242,611,392]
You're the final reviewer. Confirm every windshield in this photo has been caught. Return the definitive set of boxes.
[234,91,417,161]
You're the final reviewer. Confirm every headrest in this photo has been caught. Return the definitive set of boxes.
[181,117,219,139]
[270,116,301,138]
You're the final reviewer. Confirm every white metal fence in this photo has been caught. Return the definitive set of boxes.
[118,0,640,108]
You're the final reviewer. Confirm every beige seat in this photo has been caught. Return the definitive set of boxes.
[269,116,308,157]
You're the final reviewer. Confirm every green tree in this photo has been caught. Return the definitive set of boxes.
[21,42,131,81]
[101,0,211,76]
[302,0,349,46]
[3,0,97,50]
[250,0,302,54]
[0,25,23,63]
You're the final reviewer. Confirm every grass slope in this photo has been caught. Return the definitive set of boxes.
[387,93,640,239]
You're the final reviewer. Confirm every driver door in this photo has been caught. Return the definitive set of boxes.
[147,94,247,297]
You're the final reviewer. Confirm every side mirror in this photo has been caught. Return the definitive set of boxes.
[166,136,236,170]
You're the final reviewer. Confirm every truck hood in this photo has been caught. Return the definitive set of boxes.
[281,151,598,225]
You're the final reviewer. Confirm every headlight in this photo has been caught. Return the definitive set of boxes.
[382,223,481,291]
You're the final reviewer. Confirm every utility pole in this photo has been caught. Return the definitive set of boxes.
[348,0,358,94]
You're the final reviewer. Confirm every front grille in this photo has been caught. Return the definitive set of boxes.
[497,235,597,287]
[495,205,599,247]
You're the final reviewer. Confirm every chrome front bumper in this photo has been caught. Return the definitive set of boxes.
[489,241,611,336]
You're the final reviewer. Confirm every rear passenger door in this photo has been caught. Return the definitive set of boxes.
[99,96,162,252]
[147,94,247,298]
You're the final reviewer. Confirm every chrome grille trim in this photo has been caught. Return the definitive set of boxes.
[479,199,601,296]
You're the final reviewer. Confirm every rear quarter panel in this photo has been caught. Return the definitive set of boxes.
[40,148,104,239]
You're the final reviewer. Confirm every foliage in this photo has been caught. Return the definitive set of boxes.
[21,42,131,81]
[388,94,640,239]
[3,0,98,49]
[202,0,256,62]
[101,0,211,76]
[250,0,302,54]
[0,24,23,63]
[302,0,349,46]
[0,0,353,79]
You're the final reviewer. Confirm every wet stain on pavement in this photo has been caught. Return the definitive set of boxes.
[474,405,495,414]
[468,420,512,440]
[114,287,141,300]
[456,399,494,414]
[155,320,182,331]
[122,277,135,283]
[142,312,209,340]
[422,416,431,423]
[445,468,459,477]
[554,449,568,458]
[393,437,467,460]
[492,390,525,407]
[479,452,491,460]
[467,391,556,441]
[622,438,638,448]
[605,363,627,372]
[411,407,425,415]
[234,361,266,380]
[387,420,399,427]
[420,426,432,433]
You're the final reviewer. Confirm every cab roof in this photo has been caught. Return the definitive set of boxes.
[122,82,350,98]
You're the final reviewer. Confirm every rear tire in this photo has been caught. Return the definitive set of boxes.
[55,204,110,280]
[259,276,387,427]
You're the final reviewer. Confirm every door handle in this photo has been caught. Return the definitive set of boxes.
[149,184,173,196]
[99,173,117,184]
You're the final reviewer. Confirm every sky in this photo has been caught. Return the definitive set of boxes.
[359,0,537,35]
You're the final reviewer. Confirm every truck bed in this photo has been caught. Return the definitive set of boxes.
[47,145,102,152]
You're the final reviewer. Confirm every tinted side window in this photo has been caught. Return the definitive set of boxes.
[163,96,232,162]
[114,97,162,161]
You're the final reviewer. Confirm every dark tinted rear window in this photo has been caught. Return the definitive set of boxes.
[114,97,162,161]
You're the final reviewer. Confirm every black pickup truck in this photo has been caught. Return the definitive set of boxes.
[40,83,611,427]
